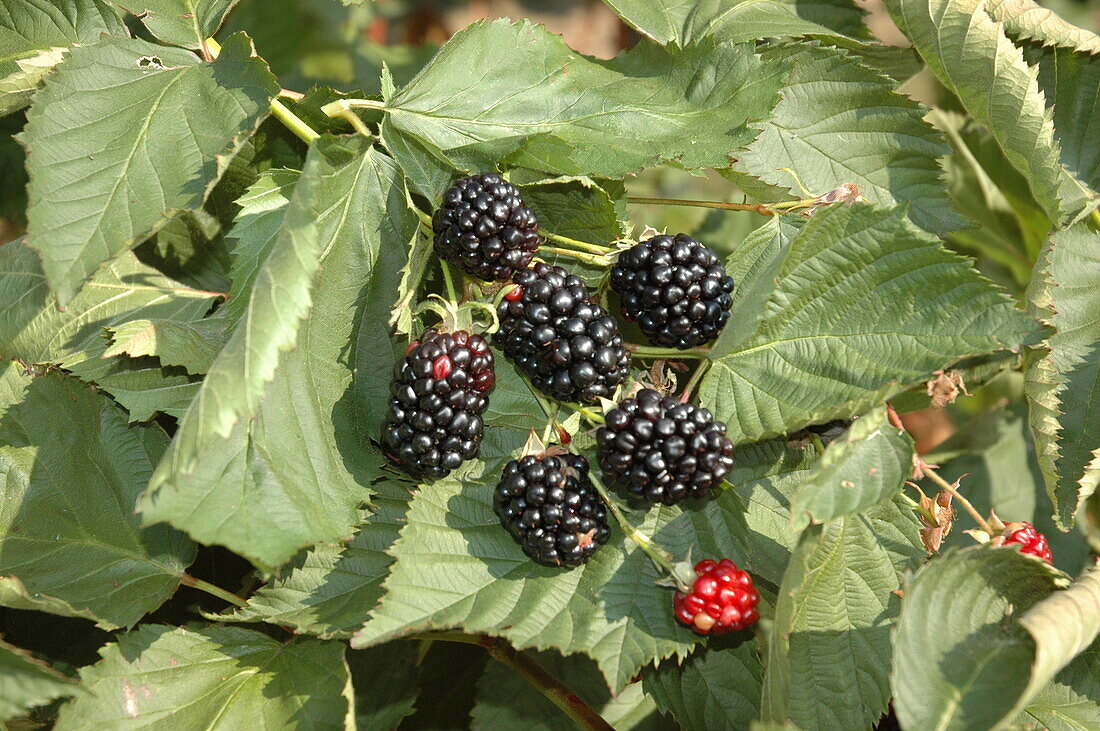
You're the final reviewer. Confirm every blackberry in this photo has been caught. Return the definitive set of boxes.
[381,329,495,480]
[494,452,610,567]
[432,173,540,281]
[596,388,734,505]
[609,233,734,349]
[495,263,630,403]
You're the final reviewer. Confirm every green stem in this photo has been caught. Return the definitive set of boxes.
[270,99,321,144]
[560,401,605,424]
[321,98,387,114]
[542,247,611,268]
[543,232,614,256]
[627,196,772,216]
[440,260,458,305]
[181,575,248,608]
[408,632,612,731]
[809,433,826,456]
[1091,208,1100,230]
[204,38,320,144]
[579,454,680,578]
[626,343,709,360]
[679,362,709,403]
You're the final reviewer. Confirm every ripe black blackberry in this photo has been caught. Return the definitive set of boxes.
[432,173,541,282]
[609,233,734,349]
[381,329,495,480]
[494,452,610,567]
[495,263,630,403]
[597,388,734,505]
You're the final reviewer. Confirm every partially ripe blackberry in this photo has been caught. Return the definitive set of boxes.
[1004,522,1053,563]
[610,233,734,349]
[674,559,760,635]
[494,452,610,567]
[433,173,540,281]
[381,329,495,480]
[495,263,630,403]
[597,388,734,505]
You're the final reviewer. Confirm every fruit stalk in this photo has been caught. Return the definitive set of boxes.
[542,231,615,256]
[627,196,773,215]
[180,574,248,608]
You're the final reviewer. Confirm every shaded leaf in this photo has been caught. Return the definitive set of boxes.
[55,624,351,728]
[0,237,216,365]
[115,0,239,49]
[885,0,1095,221]
[349,641,422,730]
[892,546,1064,730]
[790,406,914,530]
[0,365,195,628]
[643,640,763,730]
[0,638,80,722]
[1025,223,1100,528]
[762,496,923,729]
[142,139,417,572]
[21,33,277,304]
[105,317,231,375]
[699,203,1045,445]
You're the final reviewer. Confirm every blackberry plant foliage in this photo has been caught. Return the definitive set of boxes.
[2,1,1098,730]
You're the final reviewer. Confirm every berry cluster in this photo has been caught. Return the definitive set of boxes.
[674,559,760,635]
[495,263,630,403]
[1004,521,1053,563]
[433,173,540,282]
[381,329,495,480]
[610,234,734,349]
[597,388,734,504]
[494,453,610,567]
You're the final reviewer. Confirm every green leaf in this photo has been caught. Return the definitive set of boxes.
[699,203,1045,445]
[22,33,277,304]
[517,176,627,250]
[643,640,763,730]
[142,139,417,572]
[223,167,300,322]
[0,365,195,628]
[0,638,80,722]
[885,0,1095,221]
[602,0,869,44]
[762,496,923,729]
[892,547,1065,730]
[54,624,351,728]
[473,649,658,730]
[985,0,1100,53]
[114,0,239,49]
[1025,223,1100,528]
[105,317,230,375]
[0,0,124,115]
[381,18,787,195]
[1016,566,1100,715]
[1023,640,1100,730]
[711,216,798,358]
[1025,45,1100,200]
[351,457,699,693]
[737,45,966,234]
[65,354,201,422]
[789,407,914,530]
[218,478,413,636]
[0,237,217,365]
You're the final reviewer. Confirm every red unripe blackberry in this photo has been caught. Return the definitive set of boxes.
[674,559,760,635]
[1004,522,1053,563]
[495,263,630,403]
[382,329,495,480]
[432,173,540,281]
[596,388,733,505]
[610,233,734,349]
[494,452,610,567]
